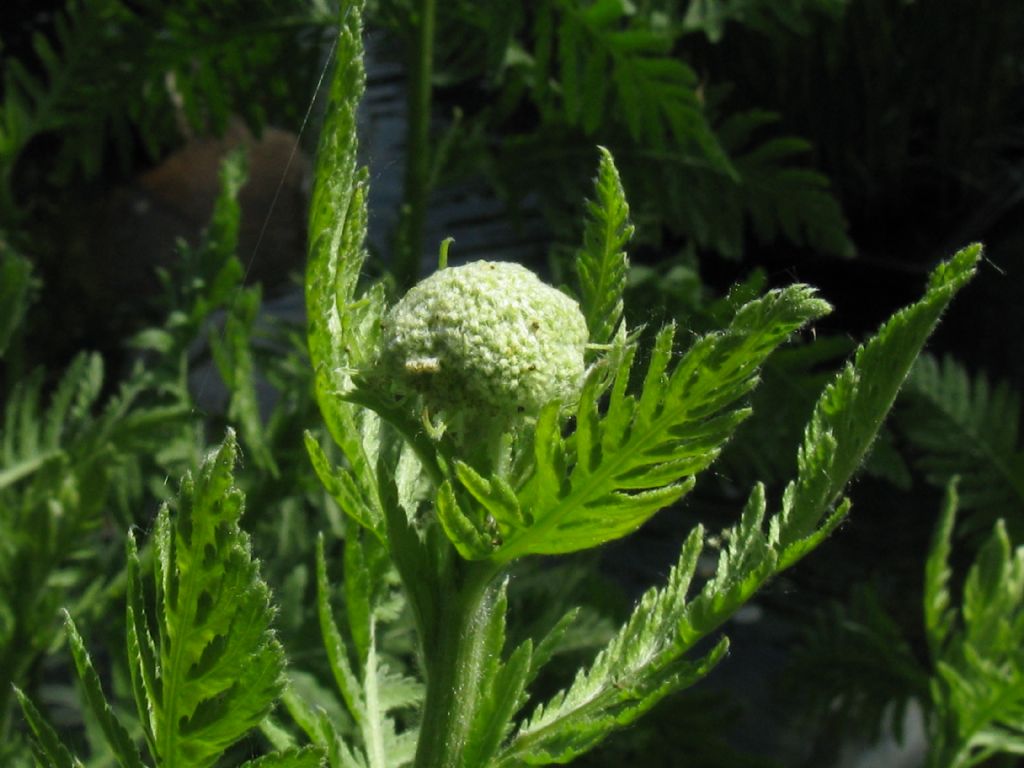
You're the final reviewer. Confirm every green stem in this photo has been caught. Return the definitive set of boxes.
[414,559,502,768]
[396,0,437,289]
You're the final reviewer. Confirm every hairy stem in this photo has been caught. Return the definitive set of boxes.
[414,559,501,768]
[396,0,437,289]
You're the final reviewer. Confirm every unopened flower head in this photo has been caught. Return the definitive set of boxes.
[380,260,589,421]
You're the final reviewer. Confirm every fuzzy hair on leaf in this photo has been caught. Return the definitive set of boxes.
[495,526,726,766]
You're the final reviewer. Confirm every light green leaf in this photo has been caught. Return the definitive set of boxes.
[315,532,422,768]
[149,430,285,767]
[126,531,159,755]
[240,745,325,768]
[306,0,375,445]
[305,430,384,539]
[575,147,632,351]
[924,480,958,657]
[461,580,533,768]
[64,612,144,768]
[316,534,365,727]
[436,480,497,560]
[927,497,1024,767]
[776,244,981,557]
[486,284,830,561]
[497,526,726,766]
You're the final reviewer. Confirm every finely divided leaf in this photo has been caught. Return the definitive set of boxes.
[496,527,725,766]
[14,686,83,768]
[483,284,829,561]
[149,431,286,767]
[495,246,980,766]
[776,244,981,554]
[63,613,144,768]
[899,353,1024,526]
[306,0,372,419]
[575,147,632,349]
[314,535,422,768]
[305,1,392,542]
[240,745,325,768]
[927,487,1024,766]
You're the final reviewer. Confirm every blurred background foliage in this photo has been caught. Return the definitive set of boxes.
[1,0,1023,765]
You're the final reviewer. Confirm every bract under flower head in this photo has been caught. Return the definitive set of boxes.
[380,261,588,421]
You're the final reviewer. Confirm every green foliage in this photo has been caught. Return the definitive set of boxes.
[0,348,187,739]
[679,0,846,41]
[286,534,420,768]
[786,583,931,747]
[621,107,853,258]
[717,333,852,488]
[788,476,1024,767]
[137,148,248,359]
[535,0,729,165]
[1,2,1000,766]
[926,482,1024,767]
[574,146,632,351]
[899,353,1024,535]
[441,282,830,562]
[17,432,312,768]
[775,245,981,553]
[305,0,384,465]
[0,67,302,761]
[0,242,35,360]
[495,528,726,765]
[414,0,853,260]
[304,14,980,761]
[0,0,330,213]
[212,284,279,476]
[14,684,82,768]
[141,432,286,765]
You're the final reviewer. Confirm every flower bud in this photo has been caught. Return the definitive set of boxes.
[380,261,588,423]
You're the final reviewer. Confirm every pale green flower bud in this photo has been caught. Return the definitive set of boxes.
[380,261,588,423]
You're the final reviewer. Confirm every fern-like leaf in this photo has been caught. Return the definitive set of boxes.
[497,246,979,766]
[495,526,726,765]
[626,108,852,259]
[17,431,292,767]
[775,244,982,555]
[14,686,83,768]
[543,0,730,166]
[305,0,401,543]
[141,430,286,767]
[898,353,1024,531]
[455,284,831,561]
[310,534,422,768]
[927,481,1024,766]
[575,146,632,350]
